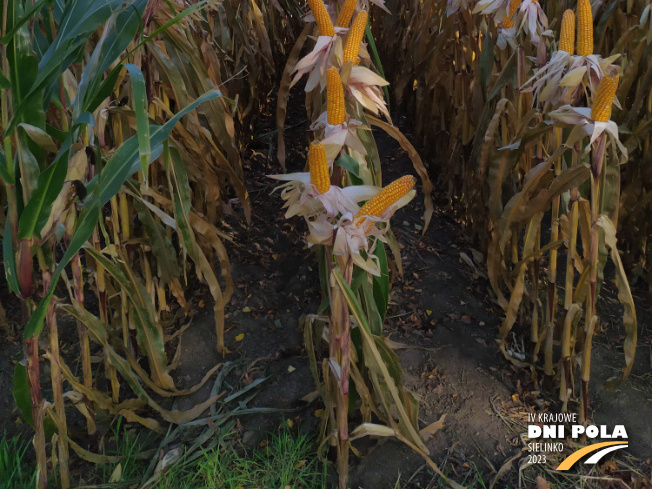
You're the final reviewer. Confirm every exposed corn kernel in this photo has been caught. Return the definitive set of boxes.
[577,0,593,56]
[501,0,521,28]
[591,73,619,122]
[308,0,335,37]
[336,0,357,28]
[309,141,331,194]
[355,175,416,226]
[327,67,346,125]
[559,10,575,54]
[343,10,368,64]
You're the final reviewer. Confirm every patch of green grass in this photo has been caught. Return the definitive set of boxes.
[157,425,327,489]
[99,416,147,484]
[0,422,326,489]
[0,431,36,489]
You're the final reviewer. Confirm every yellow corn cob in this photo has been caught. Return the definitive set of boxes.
[327,67,346,125]
[336,0,357,27]
[591,73,619,122]
[577,0,593,56]
[309,141,331,194]
[559,10,575,54]
[501,0,521,28]
[343,10,368,64]
[355,175,416,224]
[308,0,335,37]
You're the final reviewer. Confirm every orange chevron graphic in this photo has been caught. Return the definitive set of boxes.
[556,441,628,471]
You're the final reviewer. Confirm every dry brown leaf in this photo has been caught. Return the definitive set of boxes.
[536,476,551,489]
[420,414,446,441]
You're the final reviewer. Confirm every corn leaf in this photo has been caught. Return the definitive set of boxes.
[332,268,426,452]
[12,362,34,427]
[372,240,389,322]
[596,216,638,387]
[62,302,220,424]
[73,0,146,116]
[125,63,151,178]
[3,221,20,295]
[85,247,175,390]
[6,0,124,134]
[24,90,222,340]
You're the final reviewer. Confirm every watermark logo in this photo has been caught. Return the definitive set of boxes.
[526,413,628,470]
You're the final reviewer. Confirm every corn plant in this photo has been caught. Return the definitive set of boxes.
[373,0,650,420]
[2,1,298,487]
[272,2,462,488]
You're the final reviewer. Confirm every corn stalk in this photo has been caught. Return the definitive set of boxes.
[2,1,298,487]
[374,0,648,417]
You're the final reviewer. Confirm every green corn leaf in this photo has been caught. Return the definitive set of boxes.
[372,239,389,322]
[12,362,34,427]
[488,52,516,101]
[3,221,20,295]
[45,124,68,143]
[16,114,93,240]
[350,265,367,294]
[335,154,360,177]
[0,71,10,89]
[83,66,123,116]
[133,198,180,282]
[86,90,223,205]
[24,90,222,340]
[479,31,495,103]
[6,0,123,135]
[84,247,175,390]
[125,64,151,179]
[332,268,427,453]
[74,0,146,117]
[365,22,390,111]
[0,0,48,45]
[0,151,15,185]
[361,279,383,336]
[6,0,46,178]
[12,362,56,437]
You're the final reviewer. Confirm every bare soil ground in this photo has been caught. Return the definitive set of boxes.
[0,87,651,488]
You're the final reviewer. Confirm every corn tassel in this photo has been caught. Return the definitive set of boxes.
[355,175,416,224]
[343,10,368,64]
[501,0,521,28]
[327,67,346,125]
[308,0,335,37]
[309,141,331,193]
[577,0,593,56]
[336,0,357,27]
[559,10,575,54]
[591,73,619,122]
